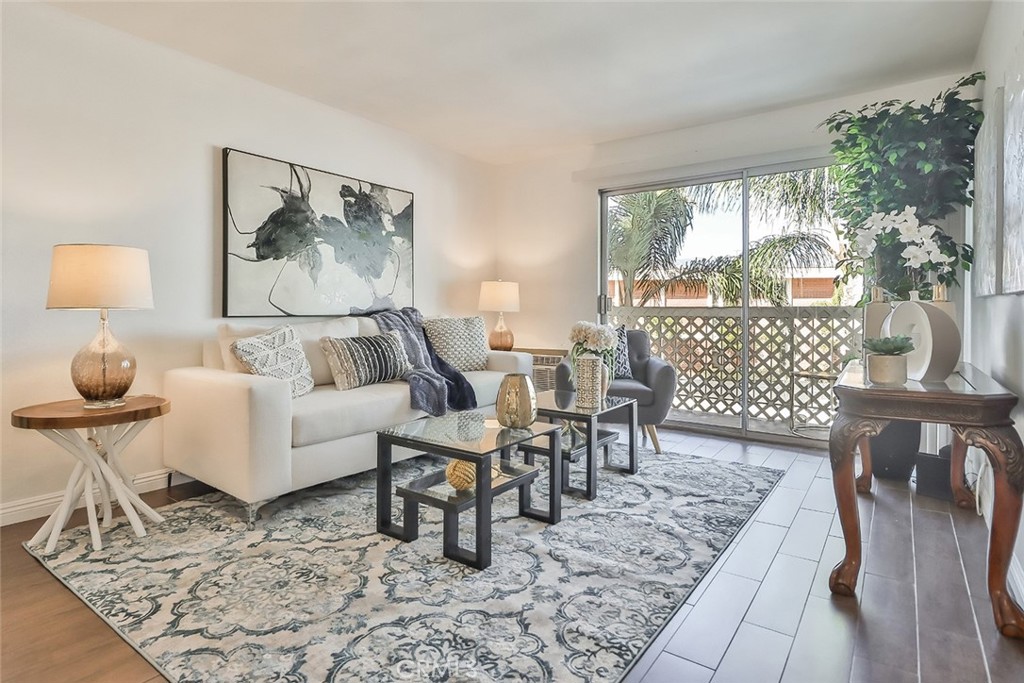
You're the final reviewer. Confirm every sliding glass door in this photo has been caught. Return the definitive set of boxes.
[602,161,860,441]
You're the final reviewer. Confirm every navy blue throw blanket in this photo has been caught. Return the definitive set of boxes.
[370,307,477,416]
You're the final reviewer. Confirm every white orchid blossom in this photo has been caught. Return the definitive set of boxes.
[851,204,958,274]
[900,244,931,268]
[897,220,935,243]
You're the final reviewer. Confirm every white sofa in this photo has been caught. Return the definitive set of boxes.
[163,316,532,513]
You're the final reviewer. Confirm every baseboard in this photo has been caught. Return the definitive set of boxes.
[1,467,175,527]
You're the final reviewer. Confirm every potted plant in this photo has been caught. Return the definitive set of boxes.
[862,335,920,480]
[823,73,983,480]
[823,72,983,301]
[864,335,914,385]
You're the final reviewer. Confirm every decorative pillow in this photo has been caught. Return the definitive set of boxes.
[218,318,359,384]
[422,316,489,372]
[320,331,412,391]
[230,325,314,398]
[613,325,634,379]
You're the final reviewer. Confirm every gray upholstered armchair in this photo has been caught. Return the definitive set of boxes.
[555,329,677,453]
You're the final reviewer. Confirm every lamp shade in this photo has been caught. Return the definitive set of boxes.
[478,280,520,313]
[47,244,154,310]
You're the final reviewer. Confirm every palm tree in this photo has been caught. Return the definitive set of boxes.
[608,167,840,306]
[649,232,836,306]
[607,188,693,306]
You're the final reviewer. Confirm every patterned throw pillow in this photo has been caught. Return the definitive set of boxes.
[614,325,633,379]
[320,331,412,391]
[422,317,489,372]
[230,325,314,398]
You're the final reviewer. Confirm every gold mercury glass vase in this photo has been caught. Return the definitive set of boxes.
[495,373,537,429]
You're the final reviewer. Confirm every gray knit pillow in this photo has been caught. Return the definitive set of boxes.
[230,325,314,398]
[613,326,634,379]
[423,317,489,372]
[320,331,412,391]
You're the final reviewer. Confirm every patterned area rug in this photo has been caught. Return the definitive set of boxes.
[27,446,782,683]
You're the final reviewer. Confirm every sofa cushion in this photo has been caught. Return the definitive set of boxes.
[230,325,314,398]
[607,378,655,406]
[462,370,505,407]
[291,382,425,447]
[321,331,412,390]
[423,316,489,372]
[219,317,360,384]
[613,325,634,379]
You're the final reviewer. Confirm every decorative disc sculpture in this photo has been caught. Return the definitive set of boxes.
[882,302,961,382]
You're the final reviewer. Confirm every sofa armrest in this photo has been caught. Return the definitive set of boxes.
[645,355,678,424]
[486,350,533,375]
[163,367,293,504]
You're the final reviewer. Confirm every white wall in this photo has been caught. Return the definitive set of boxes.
[0,3,496,516]
[968,0,1024,595]
[494,73,967,348]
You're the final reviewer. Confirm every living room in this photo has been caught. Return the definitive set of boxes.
[3,1,1024,682]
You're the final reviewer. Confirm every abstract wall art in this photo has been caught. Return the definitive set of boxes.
[973,86,1003,297]
[223,148,413,316]
[1002,39,1024,294]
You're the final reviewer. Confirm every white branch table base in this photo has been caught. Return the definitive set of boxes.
[12,396,171,552]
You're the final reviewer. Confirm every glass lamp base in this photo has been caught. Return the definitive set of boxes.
[82,397,128,410]
[72,313,136,408]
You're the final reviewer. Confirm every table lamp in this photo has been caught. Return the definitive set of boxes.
[478,280,519,351]
[47,244,154,409]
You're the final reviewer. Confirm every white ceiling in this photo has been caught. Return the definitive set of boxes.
[54,1,991,165]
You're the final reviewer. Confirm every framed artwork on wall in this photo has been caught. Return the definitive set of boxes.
[973,86,1003,297]
[222,148,414,316]
[1002,40,1024,294]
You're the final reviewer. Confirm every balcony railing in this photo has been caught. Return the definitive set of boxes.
[610,306,862,433]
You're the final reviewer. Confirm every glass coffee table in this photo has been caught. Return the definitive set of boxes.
[517,390,638,500]
[377,411,562,570]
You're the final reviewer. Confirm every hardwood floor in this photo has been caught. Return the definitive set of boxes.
[2,430,1022,682]
[0,482,211,683]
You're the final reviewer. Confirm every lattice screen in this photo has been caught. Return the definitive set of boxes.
[611,306,861,429]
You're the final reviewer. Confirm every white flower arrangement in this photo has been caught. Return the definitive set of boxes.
[569,321,616,352]
[853,205,957,274]
[568,321,616,381]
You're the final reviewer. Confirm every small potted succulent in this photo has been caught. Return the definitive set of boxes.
[864,336,914,385]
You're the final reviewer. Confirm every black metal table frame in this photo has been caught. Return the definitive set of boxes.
[531,397,638,500]
[377,426,563,570]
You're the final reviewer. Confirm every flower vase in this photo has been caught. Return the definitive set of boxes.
[575,354,603,408]
[600,363,609,399]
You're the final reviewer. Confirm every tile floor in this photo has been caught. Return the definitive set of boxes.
[621,427,1024,683]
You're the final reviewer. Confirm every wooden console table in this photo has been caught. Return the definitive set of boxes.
[828,363,1023,638]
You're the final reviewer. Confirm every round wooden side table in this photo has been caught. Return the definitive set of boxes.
[11,395,171,553]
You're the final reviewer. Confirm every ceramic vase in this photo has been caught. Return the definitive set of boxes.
[866,354,908,386]
[496,373,537,428]
[575,354,603,408]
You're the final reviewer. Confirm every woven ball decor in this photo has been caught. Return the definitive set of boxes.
[445,459,476,490]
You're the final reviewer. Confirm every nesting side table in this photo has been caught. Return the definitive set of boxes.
[11,395,170,552]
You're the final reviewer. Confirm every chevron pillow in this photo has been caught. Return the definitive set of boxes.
[230,325,314,398]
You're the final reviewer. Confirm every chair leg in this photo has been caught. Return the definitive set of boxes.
[645,425,662,454]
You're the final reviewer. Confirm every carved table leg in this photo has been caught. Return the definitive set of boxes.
[829,412,888,597]
[949,433,975,509]
[954,424,1024,639]
[855,436,873,494]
